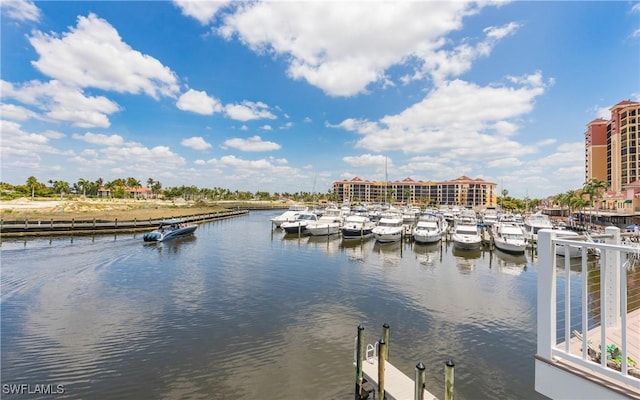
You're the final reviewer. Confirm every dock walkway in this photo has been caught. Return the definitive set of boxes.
[359,358,438,400]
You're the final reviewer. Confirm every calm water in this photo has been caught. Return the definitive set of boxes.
[1,210,550,399]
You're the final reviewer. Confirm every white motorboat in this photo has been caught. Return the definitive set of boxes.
[306,209,344,236]
[281,211,319,234]
[271,204,308,228]
[341,215,375,240]
[553,230,583,258]
[412,213,446,244]
[523,211,553,243]
[143,219,197,242]
[452,214,482,250]
[493,222,527,254]
[372,216,404,243]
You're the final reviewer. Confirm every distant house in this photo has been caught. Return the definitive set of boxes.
[97,186,152,199]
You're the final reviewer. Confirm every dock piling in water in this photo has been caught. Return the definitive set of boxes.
[378,339,387,400]
[355,324,365,400]
[382,323,390,361]
[415,361,426,400]
[445,359,455,400]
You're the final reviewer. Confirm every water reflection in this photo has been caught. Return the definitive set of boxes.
[452,247,482,273]
[372,241,403,267]
[412,242,441,268]
[306,234,341,254]
[492,249,528,276]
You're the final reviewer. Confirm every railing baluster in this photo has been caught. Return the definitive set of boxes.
[564,251,571,354]
[581,247,588,361]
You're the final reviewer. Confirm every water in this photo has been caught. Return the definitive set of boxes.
[1,211,549,399]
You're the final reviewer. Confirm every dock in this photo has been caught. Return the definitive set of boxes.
[358,358,438,400]
[353,324,454,400]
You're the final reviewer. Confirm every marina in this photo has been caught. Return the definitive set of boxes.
[1,209,639,399]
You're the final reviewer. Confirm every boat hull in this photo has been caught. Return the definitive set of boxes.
[143,225,197,242]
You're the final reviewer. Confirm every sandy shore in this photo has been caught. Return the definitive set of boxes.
[0,198,228,221]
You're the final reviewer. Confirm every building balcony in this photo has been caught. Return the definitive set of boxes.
[535,228,640,399]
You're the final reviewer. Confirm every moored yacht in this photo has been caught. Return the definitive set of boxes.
[493,221,527,254]
[281,211,319,234]
[523,211,553,243]
[452,213,482,250]
[341,215,375,240]
[271,204,309,228]
[412,213,447,244]
[372,216,404,243]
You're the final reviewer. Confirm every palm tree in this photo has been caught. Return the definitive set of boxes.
[26,176,38,199]
[77,178,89,198]
[583,178,609,228]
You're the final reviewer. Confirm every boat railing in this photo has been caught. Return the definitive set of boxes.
[536,227,640,393]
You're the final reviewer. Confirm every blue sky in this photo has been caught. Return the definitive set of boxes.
[1,1,639,199]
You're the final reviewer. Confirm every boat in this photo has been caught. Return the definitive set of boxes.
[523,211,553,243]
[306,207,344,236]
[341,215,375,240]
[280,211,319,234]
[451,213,482,250]
[372,216,404,243]
[143,219,197,242]
[493,221,527,254]
[553,230,584,258]
[271,204,309,228]
[412,213,447,244]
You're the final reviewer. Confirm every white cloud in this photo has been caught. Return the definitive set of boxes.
[0,103,39,122]
[173,0,232,25]
[181,136,212,150]
[29,13,180,99]
[177,89,223,115]
[343,154,389,168]
[260,124,272,131]
[224,101,276,121]
[218,2,508,96]
[223,135,280,152]
[2,0,41,22]
[72,132,124,146]
[336,75,547,161]
[2,80,121,128]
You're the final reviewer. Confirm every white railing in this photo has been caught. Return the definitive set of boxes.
[537,227,640,389]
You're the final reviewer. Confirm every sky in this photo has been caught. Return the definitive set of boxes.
[1,1,639,199]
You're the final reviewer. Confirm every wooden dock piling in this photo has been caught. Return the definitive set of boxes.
[445,359,455,400]
[378,339,387,400]
[382,323,390,361]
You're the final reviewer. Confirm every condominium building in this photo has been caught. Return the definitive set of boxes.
[585,100,640,193]
[332,176,497,208]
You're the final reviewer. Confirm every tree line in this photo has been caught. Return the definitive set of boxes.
[0,176,337,203]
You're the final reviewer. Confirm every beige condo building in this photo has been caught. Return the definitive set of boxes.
[332,175,497,208]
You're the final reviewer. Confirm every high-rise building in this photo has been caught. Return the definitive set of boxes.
[586,100,640,193]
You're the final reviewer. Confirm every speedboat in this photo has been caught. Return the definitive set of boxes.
[341,215,375,240]
[143,219,197,242]
[493,222,527,254]
[372,216,404,243]
[271,204,309,228]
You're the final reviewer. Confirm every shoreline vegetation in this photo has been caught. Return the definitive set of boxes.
[0,198,288,222]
